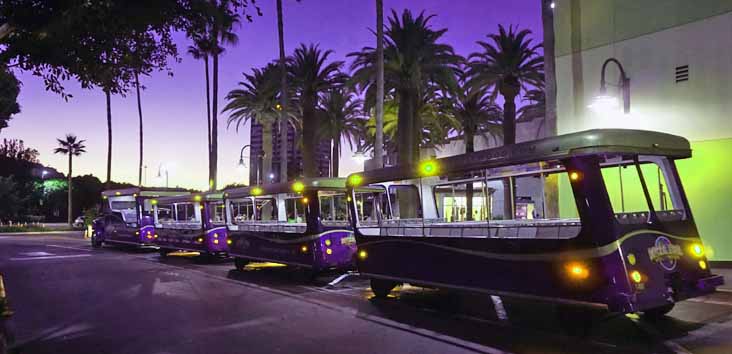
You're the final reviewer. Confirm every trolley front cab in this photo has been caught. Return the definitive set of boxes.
[93,188,189,248]
[224,178,357,274]
[346,129,723,318]
[153,192,229,260]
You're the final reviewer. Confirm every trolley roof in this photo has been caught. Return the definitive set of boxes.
[156,191,223,204]
[350,129,691,185]
[101,187,190,198]
[224,178,350,199]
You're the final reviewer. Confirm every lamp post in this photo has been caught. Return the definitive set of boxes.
[589,58,631,114]
[353,147,369,166]
[156,163,168,188]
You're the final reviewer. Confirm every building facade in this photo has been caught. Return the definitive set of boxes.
[248,121,331,184]
[554,0,732,260]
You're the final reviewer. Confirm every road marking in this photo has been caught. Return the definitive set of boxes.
[47,244,91,252]
[20,251,54,257]
[10,254,91,261]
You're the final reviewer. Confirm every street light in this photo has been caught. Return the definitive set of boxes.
[589,58,631,114]
[41,170,48,179]
[156,163,169,188]
[353,149,369,165]
[238,144,250,172]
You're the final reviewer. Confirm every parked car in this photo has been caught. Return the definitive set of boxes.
[73,216,86,228]
[0,274,14,354]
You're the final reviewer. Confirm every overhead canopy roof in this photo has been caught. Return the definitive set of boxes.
[224,178,349,199]
[101,187,190,198]
[156,191,223,204]
[350,129,691,185]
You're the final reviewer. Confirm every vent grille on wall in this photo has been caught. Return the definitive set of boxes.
[675,65,689,83]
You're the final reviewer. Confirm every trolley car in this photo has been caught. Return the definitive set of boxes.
[153,192,229,259]
[346,129,723,317]
[224,178,358,274]
[93,188,189,248]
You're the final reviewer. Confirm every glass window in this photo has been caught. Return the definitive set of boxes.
[387,185,422,220]
[209,201,226,225]
[175,203,196,222]
[434,181,489,222]
[157,204,174,222]
[319,192,349,223]
[353,189,386,224]
[255,198,277,221]
[601,156,685,222]
[285,197,305,223]
[231,199,255,223]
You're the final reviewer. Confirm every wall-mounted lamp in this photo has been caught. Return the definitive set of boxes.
[589,58,630,114]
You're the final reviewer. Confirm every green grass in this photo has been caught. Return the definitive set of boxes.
[0,225,75,233]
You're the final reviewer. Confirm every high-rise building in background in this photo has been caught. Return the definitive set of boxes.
[248,121,331,184]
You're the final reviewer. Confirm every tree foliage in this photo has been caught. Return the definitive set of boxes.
[0,138,38,162]
[0,65,20,131]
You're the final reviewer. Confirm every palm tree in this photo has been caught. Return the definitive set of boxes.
[517,86,546,139]
[449,74,502,220]
[350,10,461,165]
[224,64,284,186]
[374,0,385,168]
[54,134,86,226]
[317,87,363,177]
[134,72,144,186]
[276,0,289,183]
[289,43,346,177]
[188,34,214,178]
[209,0,241,190]
[468,25,543,145]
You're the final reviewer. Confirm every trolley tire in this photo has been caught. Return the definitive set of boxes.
[234,258,249,272]
[641,303,675,321]
[158,248,170,258]
[91,235,102,249]
[370,278,398,299]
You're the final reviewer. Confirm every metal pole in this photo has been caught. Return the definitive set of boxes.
[374,0,385,169]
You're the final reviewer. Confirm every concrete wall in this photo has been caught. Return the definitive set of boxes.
[554,1,732,260]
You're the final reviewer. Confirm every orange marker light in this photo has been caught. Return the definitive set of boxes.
[326,248,333,255]
[358,250,368,260]
[565,262,590,280]
[301,245,308,253]
[630,270,643,283]
[570,171,581,181]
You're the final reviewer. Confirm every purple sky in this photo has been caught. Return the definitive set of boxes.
[6,0,541,190]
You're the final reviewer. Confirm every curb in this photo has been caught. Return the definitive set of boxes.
[0,230,84,236]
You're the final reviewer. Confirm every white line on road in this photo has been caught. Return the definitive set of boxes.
[47,244,91,252]
[10,254,91,261]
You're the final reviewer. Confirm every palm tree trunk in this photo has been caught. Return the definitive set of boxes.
[542,0,559,219]
[542,0,557,138]
[465,127,474,221]
[502,88,518,219]
[277,0,289,183]
[205,56,212,183]
[211,53,219,191]
[135,72,144,187]
[105,89,112,187]
[331,137,340,177]
[374,0,385,168]
[397,89,416,165]
[261,121,274,183]
[67,154,73,226]
[302,97,318,178]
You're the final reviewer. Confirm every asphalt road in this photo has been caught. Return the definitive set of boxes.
[2,233,732,354]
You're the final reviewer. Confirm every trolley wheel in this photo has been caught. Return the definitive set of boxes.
[370,278,398,299]
[91,235,102,248]
[641,303,675,321]
[234,258,249,272]
[158,248,170,258]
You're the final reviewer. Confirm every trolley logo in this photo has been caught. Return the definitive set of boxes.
[341,235,356,246]
[647,236,683,271]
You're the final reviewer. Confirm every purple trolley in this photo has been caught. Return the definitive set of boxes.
[153,192,229,259]
[224,178,358,274]
[346,129,723,318]
[93,188,189,248]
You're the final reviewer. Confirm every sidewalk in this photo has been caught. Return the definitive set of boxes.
[715,267,732,292]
